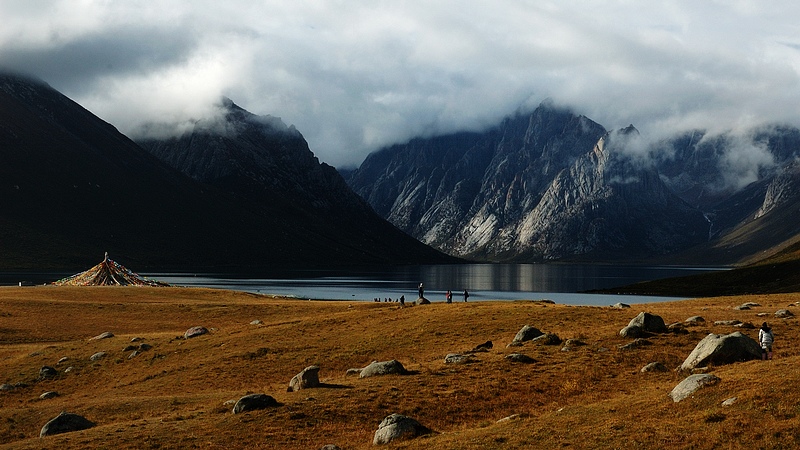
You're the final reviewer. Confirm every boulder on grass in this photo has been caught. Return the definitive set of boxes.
[288,365,321,392]
[669,374,720,402]
[621,312,667,336]
[359,360,407,378]
[373,413,434,445]
[508,325,543,346]
[184,326,209,339]
[232,393,279,414]
[40,412,95,437]
[679,332,762,371]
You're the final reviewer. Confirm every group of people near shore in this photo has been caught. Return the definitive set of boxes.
[372,283,470,305]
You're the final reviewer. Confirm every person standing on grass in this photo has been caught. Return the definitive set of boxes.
[759,322,774,360]
[463,289,469,302]
[418,282,424,299]
[446,290,452,303]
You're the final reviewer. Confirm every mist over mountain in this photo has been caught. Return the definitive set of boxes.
[344,102,800,265]
[0,72,452,270]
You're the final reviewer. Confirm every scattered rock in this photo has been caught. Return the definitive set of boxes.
[345,368,362,377]
[610,302,631,309]
[667,322,688,334]
[89,331,114,341]
[184,326,209,339]
[722,397,738,407]
[414,297,430,305]
[756,312,769,317]
[319,445,342,450]
[561,339,587,351]
[740,302,761,308]
[684,316,705,325]
[373,413,434,445]
[714,320,741,326]
[39,391,59,400]
[288,365,321,392]
[250,319,262,325]
[89,351,107,361]
[505,353,536,364]
[232,393,279,414]
[39,411,95,437]
[123,345,137,352]
[733,322,755,329]
[359,360,407,378]
[138,343,153,351]
[531,333,561,345]
[39,366,58,379]
[130,337,144,342]
[641,362,668,373]
[496,414,521,423]
[468,340,493,353]
[669,374,720,402]
[619,325,643,338]
[508,325,543,346]
[624,312,668,334]
[127,351,140,359]
[64,367,75,373]
[775,309,794,318]
[733,305,751,310]
[444,353,476,364]
[57,357,69,364]
[680,332,762,371]
[618,338,652,350]
[0,384,14,391]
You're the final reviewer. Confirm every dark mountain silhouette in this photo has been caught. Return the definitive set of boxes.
[0,72,452,270]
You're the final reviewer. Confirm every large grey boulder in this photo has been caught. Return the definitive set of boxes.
[232,393,279,414]
[359,360,407,378]
[620,312,667,336]
[680,332,762,371]
[669,374,720,402]
[508,325,543,346]
[288,365,321,392]
[373,413,434,445]
[40,412,95,437]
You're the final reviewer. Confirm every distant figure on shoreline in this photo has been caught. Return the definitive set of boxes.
[400,295,405,306]
[446,290,452,303]
[463,289,469,302]
[418,282,424,299]
[759,322,774,360]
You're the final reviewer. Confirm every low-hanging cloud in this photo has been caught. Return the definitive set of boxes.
[2,1,800,169]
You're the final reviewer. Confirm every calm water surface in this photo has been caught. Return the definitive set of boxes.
[149,263,718,306]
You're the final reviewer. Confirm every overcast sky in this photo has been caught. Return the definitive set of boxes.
[2,1,800,168]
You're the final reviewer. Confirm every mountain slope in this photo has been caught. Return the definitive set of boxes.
[346,103,710,262]
[137,97,454,267]
[0,73,451,270]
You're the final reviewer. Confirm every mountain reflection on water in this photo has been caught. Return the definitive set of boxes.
[152,264,719,306]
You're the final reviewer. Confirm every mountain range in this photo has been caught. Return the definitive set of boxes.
[3,70,799,273]
[0,72,452,271]
[344,101,800,265]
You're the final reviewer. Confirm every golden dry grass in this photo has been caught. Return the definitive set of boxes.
[0,286,799,449]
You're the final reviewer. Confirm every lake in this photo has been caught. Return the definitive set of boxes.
[148,263,718,306]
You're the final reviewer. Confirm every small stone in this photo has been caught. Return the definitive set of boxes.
[444,353,476,364]
[39,391,59,400]
[0,384,14,391]
[57,357,69,364]
[610,302,630,309]
[774,309,794,318]
[373,413,434,445]
[669,374,720,402]
[138,343,152,351]
[505,353,535,363]
[184,326,209,339]
[39,366,58,379]
[618,338,652,350]
[63,366,75,373]
[722,397,738,406]
[89,331,114,341]
[128,351,140,359]
[641,362,668,372]
[250,320,262,325]
[89,351,107,361]
[288,365,321,392]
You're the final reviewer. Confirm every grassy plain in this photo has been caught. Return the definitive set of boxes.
[1,286,799,449]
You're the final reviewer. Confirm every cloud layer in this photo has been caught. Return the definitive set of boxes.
[2,1,800,167]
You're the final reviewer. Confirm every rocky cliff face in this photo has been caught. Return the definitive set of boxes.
[346,102,710,262]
